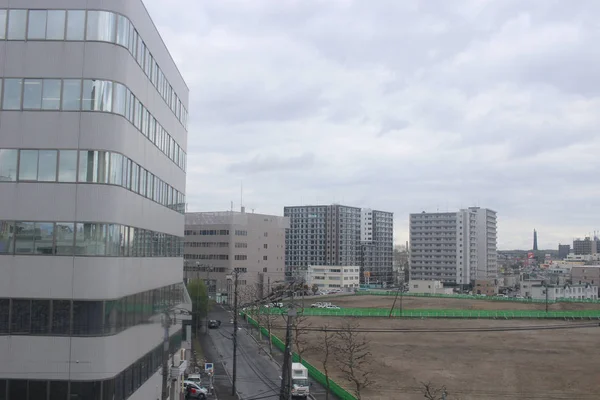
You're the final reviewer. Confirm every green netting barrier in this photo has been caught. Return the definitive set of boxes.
[353,291,600,304]
[254,307,600,319]
[242,313,357,400]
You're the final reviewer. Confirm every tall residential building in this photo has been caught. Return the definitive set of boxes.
[184,209,289,304]
[573,237,599,255]
[0,3,190,400]
[533,229,538,251]
[284,204,394,286]
[409,207,497,285]
[558,244,571,260]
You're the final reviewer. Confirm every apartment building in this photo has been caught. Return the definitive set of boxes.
[409,207,497,286]
[184,209,289,304]
[305,265,361,292]
[284,204,394,286]
[0,3,189,399]
[530,283,598,301]
[572,237,599,256]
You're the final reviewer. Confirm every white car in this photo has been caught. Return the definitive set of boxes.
[325,305,340,310]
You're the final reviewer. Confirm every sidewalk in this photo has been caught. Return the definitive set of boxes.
[198,332,237,400]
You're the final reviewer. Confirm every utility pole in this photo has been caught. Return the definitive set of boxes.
[545,282,549,313]
[161,311,171,400]
[231,267,245,396]
[280,308,295,400]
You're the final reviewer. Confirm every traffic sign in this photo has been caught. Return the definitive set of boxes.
[204,363,214,373]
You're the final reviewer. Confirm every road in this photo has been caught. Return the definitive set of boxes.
[204,305,338,400]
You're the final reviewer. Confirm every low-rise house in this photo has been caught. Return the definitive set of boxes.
[530,283,598,301]
[408,280,453,295]
[474,279,499,296]
[306,265,360,292]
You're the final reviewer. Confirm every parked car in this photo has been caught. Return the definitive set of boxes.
[325,305,340,310]
[186,374,201,384]
[183,381,208,399]
[208,320,221,329]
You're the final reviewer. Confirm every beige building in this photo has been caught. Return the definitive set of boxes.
[571,266,600,295]
[409,280,453,295]
[531,283,598,301]
[184,209,289,304]
[474,279,499,296]
[305,265,360,292]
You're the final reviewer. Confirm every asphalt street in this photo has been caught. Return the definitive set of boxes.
[204,305,338,400]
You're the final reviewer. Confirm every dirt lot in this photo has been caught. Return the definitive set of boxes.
[318,294,600,311]
[284,318,600,400]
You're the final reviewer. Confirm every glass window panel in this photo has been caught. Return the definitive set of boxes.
[131,163,139,193]
[28,381,48,400]
[42,79,61,110]
[37,150,58,182]
[11,299,31,334]
[0,221,14,255]
[0,149,18,182]
[49,380,69,400]
[34,222,54,255]
[127,23,135,54]
[100,80,112,112]
[62,79,81,110]
[73,301,103,335]
[120,225,129,257]
[14,222,34,254]
[18,150,38,181]
[0,299,9,334]
[125,159,131,189]
[66,10,85,40]
[113,83,126,116]
[55,222,75,256]
[106,224,120,256]
[31,300,50,334]
[70,381,102,400]
[58,150,77,182]
[146,173,153,199]
[75,223,106,256]
[81,79,95,111]
[109,152,123,186]
[0,10,6,40]
[104,300,118,334]
[134,100,142,129]
[9,380,26,400]
[116,15,129,47]
[23,79,43,109]
[46,10,66,40]
[97,151,109,183]
[87,11,116,42]
[7,9,27,40]
[78,150,92,182]
[27,10,46,40]
[139,167,146,197]
[136,34,144,65]
[51,300,70,335]
[2,78,23,110]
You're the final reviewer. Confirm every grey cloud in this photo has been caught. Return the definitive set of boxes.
[228,153,316,174]
[143,0,600,249]
[378,118,410,137]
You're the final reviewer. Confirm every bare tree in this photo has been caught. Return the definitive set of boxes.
[315,324,337,400]
[420,381,448,400]
[311,284,319,295]
[334,318,374,399]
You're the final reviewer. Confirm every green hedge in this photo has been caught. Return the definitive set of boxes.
[258,307,600,319]
[243,313,357,400]
[355,291,600,304]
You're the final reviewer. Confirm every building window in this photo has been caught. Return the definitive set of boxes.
[263,256,267,261]
[7,9,26,40]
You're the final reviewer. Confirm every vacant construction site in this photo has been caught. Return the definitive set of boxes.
[282,317,600,400]
[310,294,600,311]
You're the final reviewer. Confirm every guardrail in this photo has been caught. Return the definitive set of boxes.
[242,313,357,400]
[355,290,600,304]
[256,307,600,319]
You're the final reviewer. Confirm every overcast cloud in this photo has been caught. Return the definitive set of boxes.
[144,0,600,250]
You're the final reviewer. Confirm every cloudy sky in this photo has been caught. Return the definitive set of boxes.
[144,0,600,250]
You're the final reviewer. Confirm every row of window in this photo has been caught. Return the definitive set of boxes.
[0,283,183,336]
[0,332,182,400]
[182,254,229,260]
[0,78,186,171]
[0,9,188,128]
[184,229,230,236]
[235,230,248,236]
[183,265,227,273]
[0,149,185,214]
[184,242,229,248]
[0,220,183,257]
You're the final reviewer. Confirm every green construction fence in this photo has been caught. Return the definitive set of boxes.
[242,313,357,400]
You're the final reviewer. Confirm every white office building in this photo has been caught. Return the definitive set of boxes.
[409,207,497,285]
[0,2,190,399]
[305,265,360,291]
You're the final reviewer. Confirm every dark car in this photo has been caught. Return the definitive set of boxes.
[208,320,221,329]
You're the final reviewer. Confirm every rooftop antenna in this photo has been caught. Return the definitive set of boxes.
[230,201,233,211]
[240,181,243,210]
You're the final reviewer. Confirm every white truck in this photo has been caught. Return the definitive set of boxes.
[291,363,310,398]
